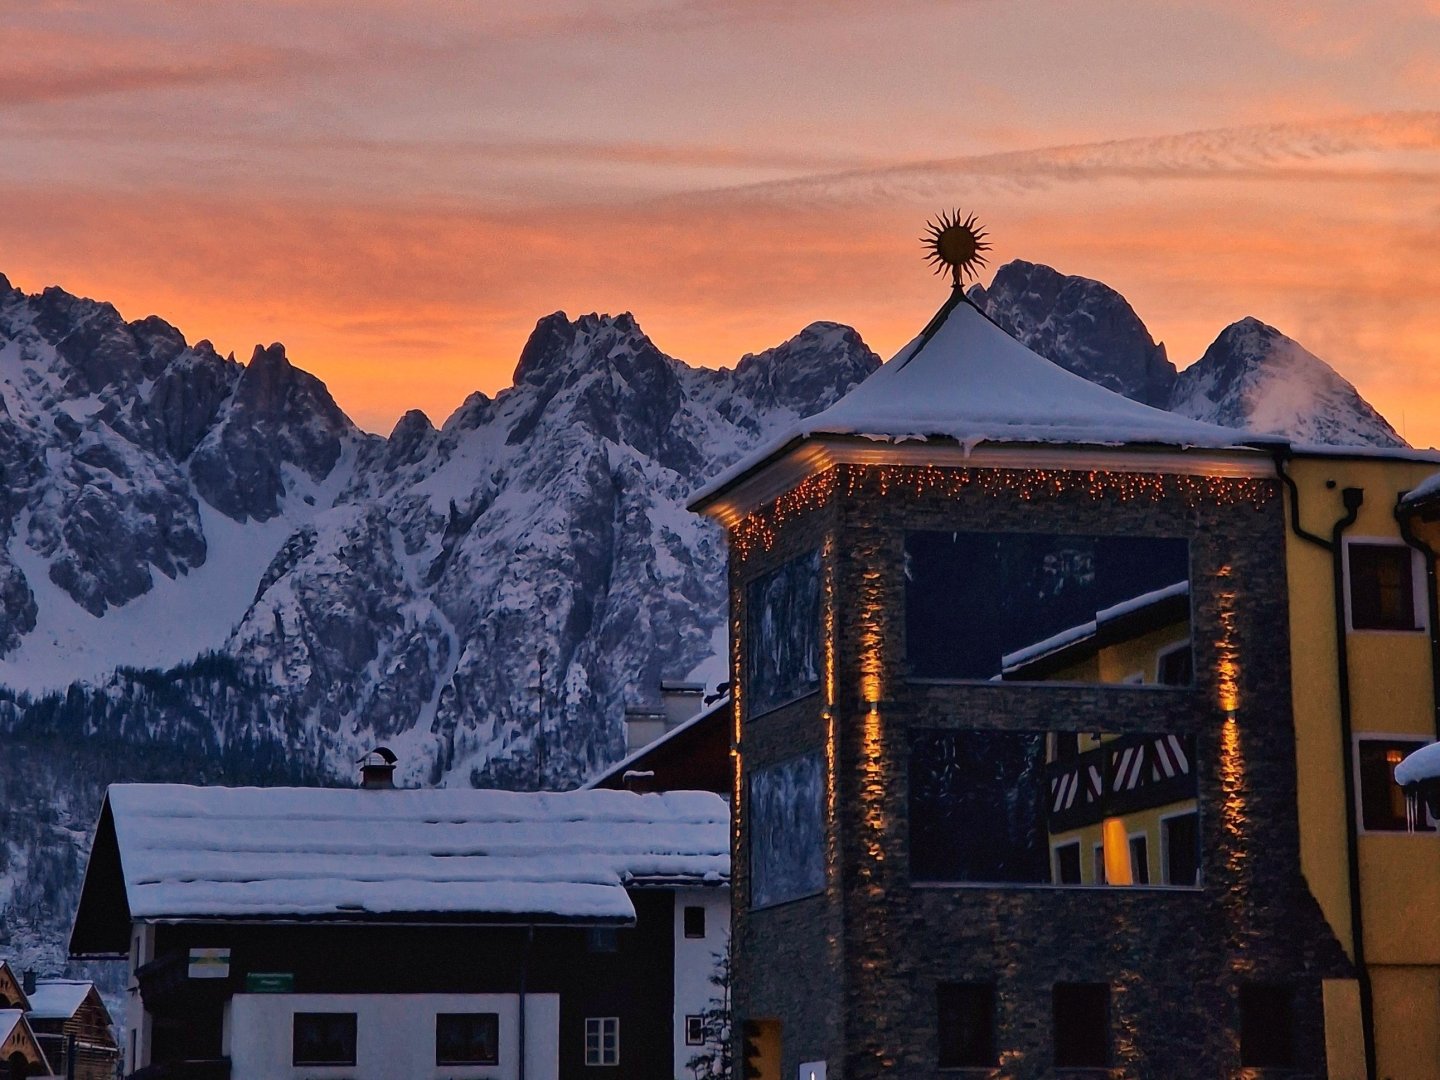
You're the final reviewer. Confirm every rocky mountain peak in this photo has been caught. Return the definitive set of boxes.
[1170,316,1406,447]
[969,259,1176,407]
[728,321,881,415]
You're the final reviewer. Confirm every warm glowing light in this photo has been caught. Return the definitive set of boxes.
[730,465,1276,560]
[1220,711,1247,879]
[1214,563,1241,715]
[1102,817,1134,886]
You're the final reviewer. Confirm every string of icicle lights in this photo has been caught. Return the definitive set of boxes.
[730,465,1277,559]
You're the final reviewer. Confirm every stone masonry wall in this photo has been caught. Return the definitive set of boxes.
[730,463,1353,1080]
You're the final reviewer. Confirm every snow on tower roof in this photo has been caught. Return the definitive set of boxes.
[691,293,1285,512]
[0,1010,21,1043]
[72,785,728,954]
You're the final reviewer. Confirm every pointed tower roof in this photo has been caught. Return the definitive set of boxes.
[691,291,1285,518]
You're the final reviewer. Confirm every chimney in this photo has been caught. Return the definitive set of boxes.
[22,968,35,995]
[358,746,397,789]
[624,707,668,754]
[659,680,705,729]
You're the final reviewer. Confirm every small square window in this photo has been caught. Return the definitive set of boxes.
[1358,738,1436,832]
[585,1017,619,1066]
[1053,842,1082,885]
[587,927,620,953]
[685,1014,705,1046]
[684,905,706,939]
[1162,812,1200,886]
[1128,835,1150,885]
[436,1012,499,1066]
[293,1013,357,1067]
[1156,643,1193,686]
[1239,984,1295,1068]
[937,982,996,1068]
[1053,983,1109,1068]
[1349,544,1418,631]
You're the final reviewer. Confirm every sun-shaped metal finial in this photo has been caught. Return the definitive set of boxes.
[922,209,991,287]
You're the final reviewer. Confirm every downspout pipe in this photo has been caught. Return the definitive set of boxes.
[1272,449,1334,552]
[1330,486,1376,1080]
[1395,495,1440,741]
[519,923,533,1080]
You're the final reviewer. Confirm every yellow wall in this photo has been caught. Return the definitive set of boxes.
[1049,799,1198,886]
[1285,453,1440,1079]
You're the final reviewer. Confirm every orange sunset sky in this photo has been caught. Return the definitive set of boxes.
[4,1,1440,443]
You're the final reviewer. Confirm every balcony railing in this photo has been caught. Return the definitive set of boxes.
[1045,732,1197,833]
[128,1059,231,1080]
[135,952,237,1016]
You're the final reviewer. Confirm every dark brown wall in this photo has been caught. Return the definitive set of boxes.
[731,463,1353,1080]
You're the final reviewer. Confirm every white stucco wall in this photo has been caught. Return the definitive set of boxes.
[225,992,559,1080]
[673,887,729,1079]
[124,922,155,1073]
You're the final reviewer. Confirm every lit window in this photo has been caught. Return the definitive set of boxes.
[685,1014,705,1046]
[1240,984,1295,1068]
[1358,738,1436,832]
[1053,983,1109,1068]
[436,1013,499,1066]
[1348,544,1419,631]
[293,1013,357,1067]
[937,982,996,1067]
[585,1017,619,1066]
[684,905,706,939]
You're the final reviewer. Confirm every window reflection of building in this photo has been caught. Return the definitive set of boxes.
[908,730,1199,888]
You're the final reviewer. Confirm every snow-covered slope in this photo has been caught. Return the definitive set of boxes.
[1169,316,1406,447]
[0,274,371,686]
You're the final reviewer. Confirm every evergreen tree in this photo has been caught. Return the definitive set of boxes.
[686,943,732,1080]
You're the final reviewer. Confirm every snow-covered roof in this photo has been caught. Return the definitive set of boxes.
[0,1009,22,1043]
[75,785,728,944]
[691,293,1284,511]
[581,694,729,791]
[24,980,93,1020]
[1402,470,1440,508]
[1395,742,1440,787]
[1001,581,1189,674]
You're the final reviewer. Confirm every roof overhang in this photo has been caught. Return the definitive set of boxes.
[691,433,1280,527]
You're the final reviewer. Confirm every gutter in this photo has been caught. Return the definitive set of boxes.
[1274,452,1375,1080]
[1330,487,1376,1080]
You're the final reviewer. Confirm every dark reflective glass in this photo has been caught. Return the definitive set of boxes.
[436,1013,500,1066]
[909,730,1200,887]
[905,532,1192,685]
[745,549,821,716]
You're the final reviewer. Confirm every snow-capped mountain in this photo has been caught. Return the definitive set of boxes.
[0,262,1411,982]
[1170,316,1406,447]
[968,259,1177,407]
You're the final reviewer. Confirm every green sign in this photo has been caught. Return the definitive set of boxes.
[245,972,295,993]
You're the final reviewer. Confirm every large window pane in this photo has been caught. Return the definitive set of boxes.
[293,1013,356,1067]
[436,1013,499,1066]
[1358,738,1435,832]
[905,532,1192,685]
[1348,544,1417,631]
[750,751,825,908]
[745,549,821,716]
[910,730,1199,887]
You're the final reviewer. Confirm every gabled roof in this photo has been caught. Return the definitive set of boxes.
[583,695,731,794]
[72,785,729,956]
[25,979,96,1021]
[0,1009,20,1042]
[691,292,1284,513]
[0,1009,47,1068]
[0,962,30,1012]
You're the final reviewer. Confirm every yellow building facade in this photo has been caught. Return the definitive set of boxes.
[1283,450,1440,1080]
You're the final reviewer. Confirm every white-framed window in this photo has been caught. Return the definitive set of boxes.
[1127,833,1150,885]
[584,1016,619,1066]
[1343,538,1426,633]
[1159,809,1201,886]
[685,1014,705,1046]
[1155,641,1193,686]
[1354,735,1438,833]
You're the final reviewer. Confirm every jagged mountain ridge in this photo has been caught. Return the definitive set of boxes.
[0,262,1409,981]
[967,261,1406,448]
